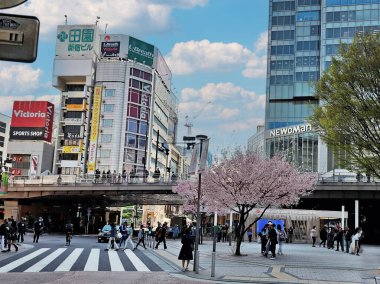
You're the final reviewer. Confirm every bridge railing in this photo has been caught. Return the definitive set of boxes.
[8,173,187,187]
[318,173,380,183]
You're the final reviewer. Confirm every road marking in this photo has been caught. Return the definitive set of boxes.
[108,250,124,271]
[0,248,50,272]
[124,249,150,271]
[270,265,298,281]
[83,248,99,271]
[25,248,67,272]
[55,248,83,271]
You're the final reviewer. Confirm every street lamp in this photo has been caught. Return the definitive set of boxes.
[194,134,207,274]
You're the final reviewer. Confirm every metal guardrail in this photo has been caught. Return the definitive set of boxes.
[9,174,182,187]
[318,173,380,183]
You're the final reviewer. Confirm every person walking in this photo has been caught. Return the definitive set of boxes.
[310,226,317,247]
[17,217,26,243]
[259,224,269,255]
[327,228,335,249]
[351,227,363,256]
[119,222,128,250]
[5,224,18,252]
[247,227,253,242]
[172,225,180,240]
[104,222,119,251]
[266,222,277,259]
[335,227,344,251]
[287,227,294,243]
[33,217,44,243]
[155,222,167,249]
[319,226,327,247]
[178,228,194,272]
[133,225,146,250]
[277,224,287,255]
[65,221,74,246]
[344,226,353,253]
[0,219,8,252]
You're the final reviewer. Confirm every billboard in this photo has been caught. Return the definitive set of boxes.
[10,101,54,142]
[87,86,102,174]
[56,25,100,59]
[101,41,120,57]
[128,36,154,67]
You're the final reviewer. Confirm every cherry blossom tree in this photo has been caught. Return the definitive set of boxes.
[174,149,317,256]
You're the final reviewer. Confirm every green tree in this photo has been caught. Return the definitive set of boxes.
[309,34,380,177]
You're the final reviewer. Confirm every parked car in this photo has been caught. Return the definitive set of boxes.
[97,224,121,243]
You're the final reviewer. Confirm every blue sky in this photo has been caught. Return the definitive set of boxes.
[0,0,269,153]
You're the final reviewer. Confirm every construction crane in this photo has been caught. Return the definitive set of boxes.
[184,101,212,136]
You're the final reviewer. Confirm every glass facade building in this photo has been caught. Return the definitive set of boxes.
[266,0,380,172]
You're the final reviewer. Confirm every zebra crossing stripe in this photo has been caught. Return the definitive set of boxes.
[25,248,67,272]
[55,248,84,271]
[0,248,50,272]
[124,250,150,271]
[83,248,99,271]
[108,250,125,271]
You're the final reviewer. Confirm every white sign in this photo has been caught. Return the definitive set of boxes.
[270,124,312,137]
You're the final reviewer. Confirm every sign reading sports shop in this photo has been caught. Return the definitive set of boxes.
[10,101,54,142]
[128,36,154,67]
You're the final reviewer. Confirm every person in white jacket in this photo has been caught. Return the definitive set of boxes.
[310,226,317,247]
[350,227,362,256]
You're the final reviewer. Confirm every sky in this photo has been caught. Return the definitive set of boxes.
[0,0,269,154]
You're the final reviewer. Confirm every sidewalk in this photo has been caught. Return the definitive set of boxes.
[149,238,380,284]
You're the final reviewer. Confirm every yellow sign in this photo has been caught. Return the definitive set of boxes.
[63,146,82,153]
[87,86,102,174]
[66,103,87,111]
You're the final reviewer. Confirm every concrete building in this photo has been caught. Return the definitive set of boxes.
[263,0,380,173]
[0,113,10,167]
[52,26,180,178]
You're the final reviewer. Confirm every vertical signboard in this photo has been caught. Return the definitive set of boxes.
[0,172,9,194]
[128,36,154,67]
[87,86,102,174]
[29,155,38,176]
[198,139,210,173]
[188,144,199,175]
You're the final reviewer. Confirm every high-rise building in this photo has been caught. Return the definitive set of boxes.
[0,113,11,167]
[52,25,181,178]
[263,0,380,172]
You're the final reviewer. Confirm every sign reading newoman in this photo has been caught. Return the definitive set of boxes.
[270,124,312,137]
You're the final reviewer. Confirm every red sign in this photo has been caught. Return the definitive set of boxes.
[10,101,54,142]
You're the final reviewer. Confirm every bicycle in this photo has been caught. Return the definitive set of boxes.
[66,232,72,246]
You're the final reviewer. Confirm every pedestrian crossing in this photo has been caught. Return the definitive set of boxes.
[0,247,162,273]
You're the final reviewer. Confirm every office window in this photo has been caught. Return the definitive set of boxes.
[104,89,115,97]
[101,134,112,143]
[102,119,113,128]
[296,11,320,22]
[0,136,4,147]
[0,121,5,133]
[103,104,114,112]
[99,149,111,158]
[127,119,138,132]
[126,134,137,147]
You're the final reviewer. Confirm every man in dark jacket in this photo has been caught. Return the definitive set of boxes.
[319,226,328,247]
[33,217,44,243]
[155,222,167,249]
[266,222,277,259]
[0,219,8,252]
[17,218,26,243]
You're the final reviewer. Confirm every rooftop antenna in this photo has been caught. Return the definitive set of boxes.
[95,16,100,26]
[64,15,67,25]
[105,23,108,34]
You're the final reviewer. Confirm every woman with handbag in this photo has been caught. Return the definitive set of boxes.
[178,228,194,272]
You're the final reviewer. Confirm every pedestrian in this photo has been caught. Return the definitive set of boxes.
[0,219,8,252]
[350,227,363,256]
[102,171,106,183]
[17,217,26,243]
[172,225,180,240]
[122,170,127,183]
[33,217,44,243]
[344,226,352,253]
[287,227,294,243]
[106,170,111,183]
[310,226,317,247]
[335,227,344,251]
[155,222,167,249]
[105,222,119,251]
[319,226,327,247]
[247,227,253,242]
[259,224,269,255]
[327,228,335,249]
[5,223,18,252]
[133,225,146,250]
[265,222,277,259]
[277,224,287,255]
[178,228,194,272]
[119,222,128,249]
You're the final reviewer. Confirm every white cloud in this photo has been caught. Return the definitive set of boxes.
[221,117,264,132]
[0,63,41,96]
[165,31,268,78]
[178,82,264,122]
[8,0,208,39]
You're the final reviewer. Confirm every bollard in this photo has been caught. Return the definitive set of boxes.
[211,252,216,277]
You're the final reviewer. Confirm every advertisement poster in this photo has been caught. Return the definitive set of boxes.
[0,172,9,194]
[198,138,209,173]
[188,144,199,175]
[87,86,102,174]
[101,41,120,57]
[128,36,154,67]
[30,155,38,176]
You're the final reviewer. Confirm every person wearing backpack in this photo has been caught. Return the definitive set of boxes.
[133,225,146,250]
[277,224,287,255]
[65,221,74,246]
[119,221,128,249]
[5,220,18,252]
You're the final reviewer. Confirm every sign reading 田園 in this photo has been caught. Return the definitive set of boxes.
[87,86,102,174]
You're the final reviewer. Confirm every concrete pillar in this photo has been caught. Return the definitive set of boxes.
[341,205,345,228]
[214,212,217,226]
[355,200,359,228]
[4,200,19,220]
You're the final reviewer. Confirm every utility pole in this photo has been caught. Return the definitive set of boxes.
[154,130,159,171]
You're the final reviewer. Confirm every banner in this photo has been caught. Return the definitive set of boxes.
[188,144,199,175]
[101,41,120,57]
[1,172,9,194]
[87,86,102,174]
[128,36,154,67]
[30,155,38,176]
[198,138,209,173]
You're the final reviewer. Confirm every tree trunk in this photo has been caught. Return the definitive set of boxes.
[234,209,247,256]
